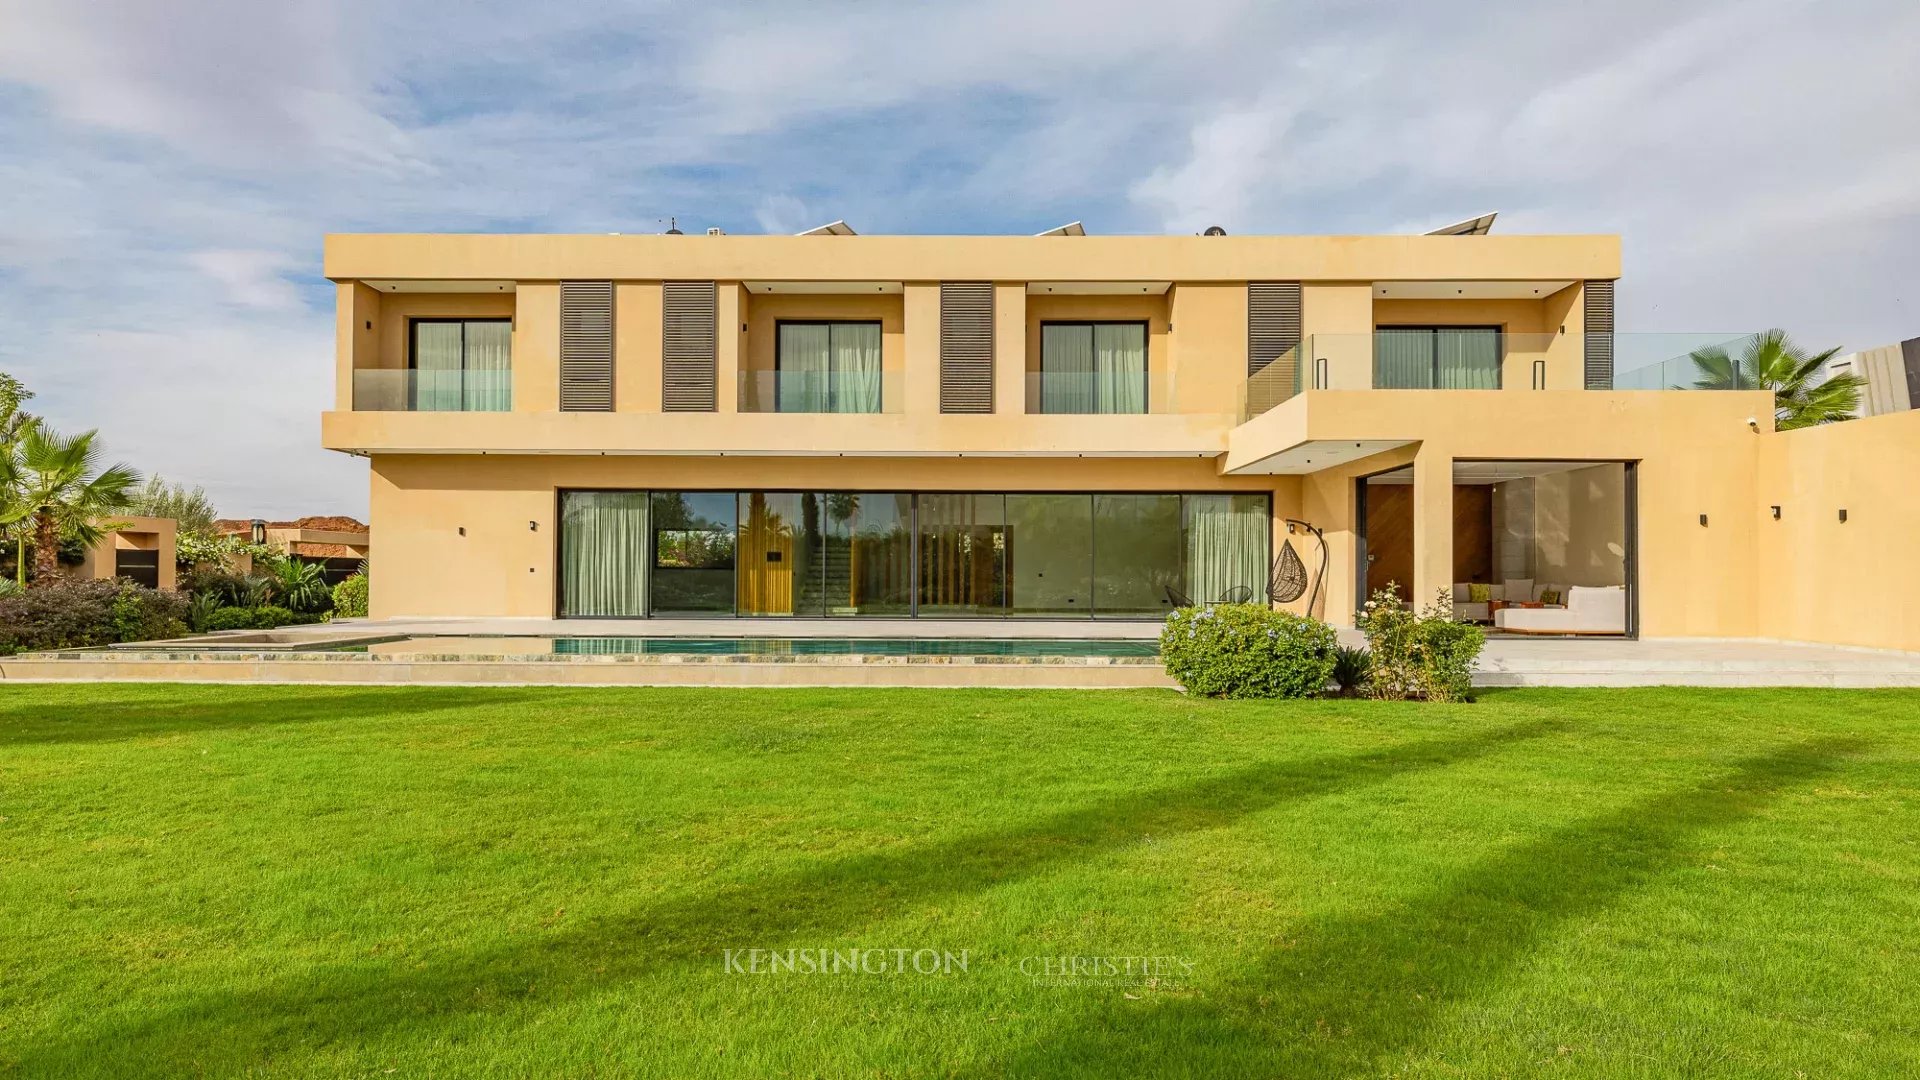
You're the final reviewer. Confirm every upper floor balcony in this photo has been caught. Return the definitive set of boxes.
[1241,332,1767,420]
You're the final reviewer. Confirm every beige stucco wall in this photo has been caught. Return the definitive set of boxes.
[1755,410,1920,652]
[367,455,1295,619]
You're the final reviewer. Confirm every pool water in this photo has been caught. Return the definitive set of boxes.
[339,636,1161,659]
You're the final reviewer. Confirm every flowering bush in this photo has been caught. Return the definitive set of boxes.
[0,579,187,653]
[1355,584,1484,702]
[1160,602,1339,699]
[331,573,368,618]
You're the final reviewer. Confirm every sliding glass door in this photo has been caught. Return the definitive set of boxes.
[1039,322,1148,413]
[918,494,1005,616]
[777,322,883,413]
[1374,327,1502,389]
[649,492,736,615]
[1184,494,1269,604]
[559,492,650,616]
[410,318,512,411]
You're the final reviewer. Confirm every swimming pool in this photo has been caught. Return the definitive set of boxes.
[354,636,1161,658]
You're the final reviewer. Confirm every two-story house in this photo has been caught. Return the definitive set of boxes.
[322,227,1780,638]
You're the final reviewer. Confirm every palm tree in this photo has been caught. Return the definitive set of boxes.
[1,427,140,586]
[1687,329,1864,430]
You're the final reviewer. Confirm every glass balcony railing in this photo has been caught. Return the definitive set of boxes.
[737,370,900,414]
[1024,370,1176,415]
[1239,332,1767,420]
[351,369,512,412]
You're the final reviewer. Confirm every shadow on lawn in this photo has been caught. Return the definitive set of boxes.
[0,687,550,747]
[960,736,1862,1078]
[23,718,1567,1074]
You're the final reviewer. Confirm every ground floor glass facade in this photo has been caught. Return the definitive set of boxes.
[558,490,1270,619]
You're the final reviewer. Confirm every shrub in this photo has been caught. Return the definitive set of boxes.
[332,573,368,618]
[1331,645,1372,695]
[1160,603,1339,699]
[186,591,223,632]
[203,607,259,632]
[1356,584,1486,702]
[0,579,119,653]
[272,559,333,614]
[110,582,189,644]
[179,565,250,604]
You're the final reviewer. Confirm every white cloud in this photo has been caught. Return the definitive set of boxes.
[0,0,1916,521]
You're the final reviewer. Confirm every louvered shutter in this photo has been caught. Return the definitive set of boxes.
[1583,280,1615,390]
[559,281,615,411]
[1248,282,1302,376]
[939,283,995,413]
[662,281,718,411]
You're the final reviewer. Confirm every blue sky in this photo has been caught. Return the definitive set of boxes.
[1,0,1916,518]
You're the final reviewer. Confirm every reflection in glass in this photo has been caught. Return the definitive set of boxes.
[1094,494,1184,616]
[1007,495,1093,616]
[737,493,822,616]
[650,492,736,615]
[559,491,650,617]
[822,493,912,616]
[918,494,1005,616]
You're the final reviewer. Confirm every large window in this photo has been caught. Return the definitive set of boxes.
[410,319,512,411]
[1039,322,1148,413]
[650,493,736,615]
[1375,327,1502,389]
[777,321,883,413]
[556,490,1271,619]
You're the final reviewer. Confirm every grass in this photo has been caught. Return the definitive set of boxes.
[0,684,1916,1078]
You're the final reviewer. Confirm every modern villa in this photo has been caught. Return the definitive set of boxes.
[321,224,1919,653]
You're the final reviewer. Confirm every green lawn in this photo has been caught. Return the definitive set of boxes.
[1,685,1916,1078]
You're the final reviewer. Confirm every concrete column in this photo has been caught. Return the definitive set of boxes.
[716,284,743,412]
[335,282,381,411]
[994,283,1026,413]
[512,282,560,413]
[904,283,941,415]
[614,282,663,412]
[1411,446,1454,611]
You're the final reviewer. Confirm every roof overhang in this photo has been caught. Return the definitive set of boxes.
[1027,281,1170,296]
[743,281,903,294]
[360,280,516,293]
[1372,280,1572,299]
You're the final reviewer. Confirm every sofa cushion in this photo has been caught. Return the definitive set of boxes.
[1467,583,1492,603]
[1502,578,1534,604]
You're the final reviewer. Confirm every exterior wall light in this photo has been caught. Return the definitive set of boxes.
[529,520,539,532]
[250,519,266,544]
[1838,509,1848,523]
[1770,506,1781,519]
[1699,514,1709,527]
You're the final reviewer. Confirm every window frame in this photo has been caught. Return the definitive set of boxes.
[1037,319,1151,414]
[773,318,885,414]
[1372,324,1505,389]
[407,317,513,410]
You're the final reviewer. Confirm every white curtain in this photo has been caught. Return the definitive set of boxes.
[1041,325,1096,413]
[1184,494,1268,602]
[463,321,513,410]
[561,492,651,617]
[413,323,464,411]
[831,322,882,413]
[779,324,831,412]
[1437,329,1501,388]
[1375,329,1432,389]
[1094,324,1146,413]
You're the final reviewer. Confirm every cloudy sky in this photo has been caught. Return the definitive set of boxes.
[1,0,1915,518]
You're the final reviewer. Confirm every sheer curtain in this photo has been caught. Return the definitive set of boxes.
[1374,329,1433,389]
[560,492,650,617]
[831,322,882,413]
[778,324,831,412]
[1041,325,1095,413]
[1184,494,1269,603]
[412,323,464,411]
[463,321,513,410]
[1437,329,1500,388]
[1094,324,1146,413]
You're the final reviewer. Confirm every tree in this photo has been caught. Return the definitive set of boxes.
[3,427,141,586]
[0,374,39,581]
[1687,329,1865,430]
[0,373,36,444]
[130,475,219,534]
